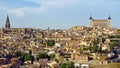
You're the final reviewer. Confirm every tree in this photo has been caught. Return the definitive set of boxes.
[108,35,115,38]
[60,63,66,68]
[109,42,115,49]
[20,53,34,61]
[47,40,55,46]
[88,44,92,52]
[91,39,100,53]
[60,61,74,68]
[30,55,34,64]
[36,52,48,61]
[91,44,98,53]
[66,61,74,68]
[49,54,55,60]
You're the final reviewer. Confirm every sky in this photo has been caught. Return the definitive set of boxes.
[0,0,120,29]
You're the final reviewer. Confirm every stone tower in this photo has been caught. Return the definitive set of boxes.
[5,15,10,29]
[89,15,93,27]
[108,15,111,28]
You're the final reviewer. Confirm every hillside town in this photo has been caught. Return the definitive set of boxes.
[0,15,120,68]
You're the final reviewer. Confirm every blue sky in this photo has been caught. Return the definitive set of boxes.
[0,0,120,29]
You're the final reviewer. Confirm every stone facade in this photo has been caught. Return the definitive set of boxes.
[89,15,111,28]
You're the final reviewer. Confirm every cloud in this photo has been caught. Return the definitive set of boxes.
[7,0,69,16]
[3,0,118,17]
[8,6,45,16]
[23,0,77,7]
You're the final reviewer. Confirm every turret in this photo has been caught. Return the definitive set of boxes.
[108,15,111,20]
[89,15,93,20]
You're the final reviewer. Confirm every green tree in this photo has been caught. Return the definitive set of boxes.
[91,38,100,53]
[109,42,115,49]
[91,44,98,53]
[66,61,74,68]
[47,40,55,46]
[21,53,27,60]
[60,63,66,68]
[49,54,55,60]
[88,44,92,52]
[60,61,74,68]
[24,54,31,61]
[21,53,34,61]
[108,35,115,38]
[36,52,48,61]
[30,55,34,64]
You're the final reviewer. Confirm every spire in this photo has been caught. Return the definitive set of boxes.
[5,14,10,28]
[108,14,111,19]
[89,14,93,19]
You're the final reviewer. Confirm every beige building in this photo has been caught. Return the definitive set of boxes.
[89,15,111,28]
[71,52,88,61]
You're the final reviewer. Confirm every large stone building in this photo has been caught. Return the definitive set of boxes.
[89,15,111,28]
[0,15,42,39]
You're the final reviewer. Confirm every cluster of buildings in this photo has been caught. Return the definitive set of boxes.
[0,15,120,68]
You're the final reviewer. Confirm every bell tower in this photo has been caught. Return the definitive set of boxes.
[108,14,111,28]
[89,15,93,27]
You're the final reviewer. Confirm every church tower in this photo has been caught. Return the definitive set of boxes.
[108,15,111,28]
[5,15,10,29]
[89,15,93,27]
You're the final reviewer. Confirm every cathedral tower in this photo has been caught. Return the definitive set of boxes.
[5,15,10,29]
